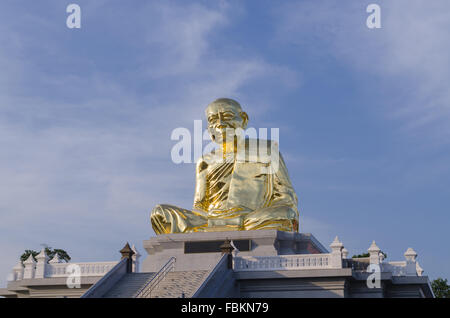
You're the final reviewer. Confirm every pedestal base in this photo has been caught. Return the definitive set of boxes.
[141,230,328,272]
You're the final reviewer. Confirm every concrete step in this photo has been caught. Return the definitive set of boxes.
[103,272,155,298]
[150,270,210,298]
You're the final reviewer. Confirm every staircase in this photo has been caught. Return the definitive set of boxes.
[150,270,210,298]
[102,273,155,298]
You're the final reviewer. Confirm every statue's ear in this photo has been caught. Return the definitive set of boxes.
[240,111,249,129]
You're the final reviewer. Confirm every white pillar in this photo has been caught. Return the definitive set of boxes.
[35,249,48,278]
[368,241,381,265]
[404,247,417,262]
[12,261,24,281]
[342,247,349,259]
[23,254,36,279]
[404,248,418,276]
[330,236,343,268]
[379,252,385,263]
[131,244,141,273]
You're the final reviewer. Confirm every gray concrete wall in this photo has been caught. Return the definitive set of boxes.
[238,277,348,298]
[194,255,239,298]
[347,281,385,298]
[2,276,103,298]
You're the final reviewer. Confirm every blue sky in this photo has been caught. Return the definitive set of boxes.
[1,0,449,287]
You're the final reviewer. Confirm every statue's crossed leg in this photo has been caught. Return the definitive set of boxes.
[151,204,298,234]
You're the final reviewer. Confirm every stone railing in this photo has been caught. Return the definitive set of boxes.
[348,242,424,277]
[10,260,118,281]
[44,262,118,278]
[381,260,423,277]
[233,236,345,272]
[232,237,425,278]
[234,254,334,271]
[8,248,120,282]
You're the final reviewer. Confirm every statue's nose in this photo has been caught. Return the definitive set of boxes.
[216,118,227,128]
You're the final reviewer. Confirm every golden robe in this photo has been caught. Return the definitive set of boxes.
[151,140,299,234]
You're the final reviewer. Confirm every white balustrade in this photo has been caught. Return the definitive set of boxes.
[10,261,118,281]
[368,244,423,277]
[382,261,407,276]
[45,262,118,278]
[234,254,332,271]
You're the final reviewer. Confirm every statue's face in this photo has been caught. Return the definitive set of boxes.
[206,101,248,144]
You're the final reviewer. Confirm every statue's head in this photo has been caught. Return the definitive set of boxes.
[205,98,249,144]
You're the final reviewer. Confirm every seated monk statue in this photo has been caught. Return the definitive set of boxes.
[151,98,299,234]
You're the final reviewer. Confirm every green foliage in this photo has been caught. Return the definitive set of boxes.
[431,278,450,298]
[352,251,387,259]
[20,250,39,264]
[44,247,71,263]
[352,252,370,258]
[20,247,71,266]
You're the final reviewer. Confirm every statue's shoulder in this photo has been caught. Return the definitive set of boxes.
[245,138,278,149]
[196,139,282,166]
[240,138,281,159]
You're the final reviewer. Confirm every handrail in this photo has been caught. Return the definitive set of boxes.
[135,257,176,298]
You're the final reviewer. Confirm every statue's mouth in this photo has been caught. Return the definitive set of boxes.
[209,124,239,143]
[214,128,236,142]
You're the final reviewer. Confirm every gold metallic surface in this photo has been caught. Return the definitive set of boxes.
[151,98,299,234]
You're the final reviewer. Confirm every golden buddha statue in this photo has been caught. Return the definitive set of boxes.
[151,98,299,234]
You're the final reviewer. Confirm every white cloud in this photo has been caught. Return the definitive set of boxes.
[142,2,228,77]
[0,1,300,287]
[274,0,450,144]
